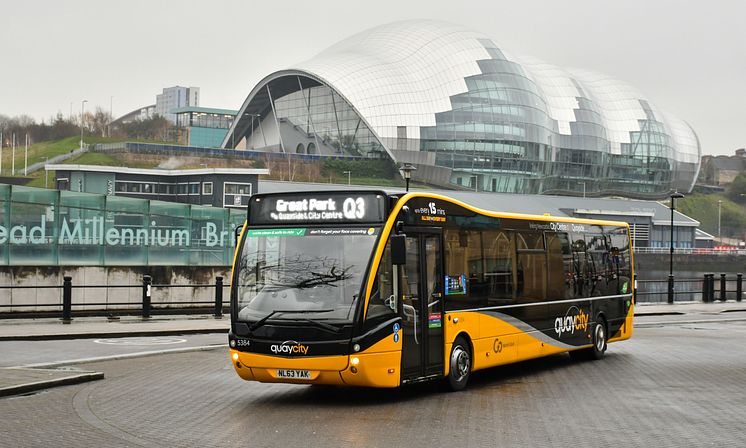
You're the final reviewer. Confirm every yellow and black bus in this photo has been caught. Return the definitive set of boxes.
[229,190,634,390]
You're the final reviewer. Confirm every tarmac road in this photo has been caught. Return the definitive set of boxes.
[1,317,746,447]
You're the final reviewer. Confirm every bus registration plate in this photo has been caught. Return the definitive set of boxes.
[277,369,311,379]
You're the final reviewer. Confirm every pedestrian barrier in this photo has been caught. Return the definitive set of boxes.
[0,273,742,318]
[636,273,743,303]
[0,275,230,320]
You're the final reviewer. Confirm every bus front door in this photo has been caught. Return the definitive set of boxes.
[400,231,444,382]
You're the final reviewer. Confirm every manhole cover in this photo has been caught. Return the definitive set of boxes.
[93,337,187,346]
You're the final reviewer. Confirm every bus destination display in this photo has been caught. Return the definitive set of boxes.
[249,192,386,225]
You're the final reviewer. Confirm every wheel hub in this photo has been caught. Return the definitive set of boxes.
[451,346,470,381]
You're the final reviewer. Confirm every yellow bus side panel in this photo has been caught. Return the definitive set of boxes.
[443,308,634,373]
[340,337,402,388]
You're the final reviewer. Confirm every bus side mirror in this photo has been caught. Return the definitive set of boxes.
[391,235,406,265]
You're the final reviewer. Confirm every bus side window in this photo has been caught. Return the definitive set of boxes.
[444,229,487,310]
[515,231,546,303]
[545,232,569,301]
[609,227,632,294]
[585,233,607,296]
[484,229,514,305]
[571,236,587,298]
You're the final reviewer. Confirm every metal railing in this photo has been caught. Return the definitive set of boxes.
[1,272,741,320]
[633,247,746,255]
[636,273,744,303]
[0,275,229,321]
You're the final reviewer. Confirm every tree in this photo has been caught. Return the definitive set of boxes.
[726,174,746,204]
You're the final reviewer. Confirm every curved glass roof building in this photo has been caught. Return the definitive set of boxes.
[224,20,700,198]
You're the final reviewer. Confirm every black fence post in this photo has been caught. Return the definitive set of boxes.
[142,275,152,318]
[701,274,709,303]
[62,276,72,323]
[737,274,743,302]
[720,273,727,302]
[667,275,675,304]
[708,274,716,302]
[214,276,223,318]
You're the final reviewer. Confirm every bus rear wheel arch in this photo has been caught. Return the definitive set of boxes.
[447,335,472,391]
[570,314,607,361]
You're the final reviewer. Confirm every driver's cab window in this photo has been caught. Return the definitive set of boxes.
[366,242,397,324]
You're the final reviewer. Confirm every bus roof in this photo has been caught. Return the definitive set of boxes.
[256,182,698,228]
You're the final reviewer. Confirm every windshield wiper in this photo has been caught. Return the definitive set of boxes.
[248,308,334,333]
[297,318,343,334]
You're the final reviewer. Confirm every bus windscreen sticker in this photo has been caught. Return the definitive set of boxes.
[246,228,306,237]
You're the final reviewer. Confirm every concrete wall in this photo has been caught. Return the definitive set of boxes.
[0,265,231,313]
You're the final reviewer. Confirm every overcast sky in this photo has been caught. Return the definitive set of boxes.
[2,0,744,155]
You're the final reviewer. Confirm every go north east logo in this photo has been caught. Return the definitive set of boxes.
[554,307,589,337]
[270,341,309,356]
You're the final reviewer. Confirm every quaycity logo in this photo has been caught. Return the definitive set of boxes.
[270,340,309,356]
[554,306,589,337]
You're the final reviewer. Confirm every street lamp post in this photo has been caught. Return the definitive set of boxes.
[668,192,684,303]
[80,100,88,150]
[109,96,114,138]
[717,200,723,242]
[343,170,351,185]
[399,163,416,192]
[43,157,49,189]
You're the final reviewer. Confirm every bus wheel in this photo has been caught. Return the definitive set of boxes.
[447,336,471,391]
[570,318,607,361]
[589,318,607,360]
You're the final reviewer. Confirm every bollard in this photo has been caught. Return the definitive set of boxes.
[707,274,716,302]
[702,274,709,303]
[737,274,743,302]
[667,274,675,304]
[214,276,224,318]
[62,276,73,323]
[142,275,152,318]
[720,273,727,302]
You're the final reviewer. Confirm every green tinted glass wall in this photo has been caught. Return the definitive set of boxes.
[0,185,244,266]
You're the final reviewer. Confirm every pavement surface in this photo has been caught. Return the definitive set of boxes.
[1,316,745,447]
[1,300,745,406]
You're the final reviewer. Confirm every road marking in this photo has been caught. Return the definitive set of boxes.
[93,337,187,346]
[18,344,225,369]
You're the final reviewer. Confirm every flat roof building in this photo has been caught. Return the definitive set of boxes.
[173,106,238,148]
[156,86,199,124]
[48,165,269,209]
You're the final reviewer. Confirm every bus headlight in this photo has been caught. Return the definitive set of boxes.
[232,352,239,361]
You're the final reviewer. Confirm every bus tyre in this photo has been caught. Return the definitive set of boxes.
[588,318,607,360]
[447,336,471,391]
[570,319,607,361]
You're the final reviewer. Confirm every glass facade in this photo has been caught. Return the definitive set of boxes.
[225,20,701,199]
[0,185,244,266]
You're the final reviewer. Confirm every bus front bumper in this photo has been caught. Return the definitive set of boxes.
[229,349,401,388]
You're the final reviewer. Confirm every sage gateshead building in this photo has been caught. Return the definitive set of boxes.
[223,20,701,198]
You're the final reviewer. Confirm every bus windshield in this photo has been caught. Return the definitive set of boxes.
[235,227,379,325]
